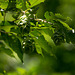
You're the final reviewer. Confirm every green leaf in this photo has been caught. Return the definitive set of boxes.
[44,12,56,21]
[5,12,15,21]
[29,0,45,7]
[49,12,55,20]
[16,0,26,10]
[26,1,30,9]
[0,25,17,32]
[44,12,69,22]
[30,30,52,53]
[40,30,55,47]
[35,42,43,55]
[16,67,27,75]
[55,13,66,21]
[30,22,35,26]
[0,40,14,57]
[0,0,8,9]
[0,12,3,23]
[0,32,23,62]
[36,35,52,53]
[41,28,53,37]
[58,19,72,30]
[16,3,22,9]
[44,11,50,21]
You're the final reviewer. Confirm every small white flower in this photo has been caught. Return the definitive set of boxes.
[23,46,25,48]
[24,21,27,23]
[20,15,27,19]
[22,20,27,23]
[33,14,35,16]
[30,9,32,12]
[21,20,25,22]
[22,11,25,14]
[44,21,47,23]
[24,25,26,28]
[23,42,25,45]
[1,9,4,11]
[20,23,23,25]
[48,22,51,24]
[23,63,24,65]
[24,18,27,20]
[28,40,30,41]
[36,37,38,39]
[22,15,27,18]
[72,29,74,33]
[41,20,43,22]
[29,14,31,16]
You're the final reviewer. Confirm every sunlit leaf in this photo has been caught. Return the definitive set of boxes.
[16,0,26,10]
[0,0,8,9]
[0,12,3,23]
[26,1,30,9]
[40,30,55,47]
[5,12,15,21]
[44,11,50,21]
[0,25,17,32]
[29,0,45,7]
[17,67,27,75]
[58,19,72,30]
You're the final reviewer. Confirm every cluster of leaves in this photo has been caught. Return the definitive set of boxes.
[0,0,75,63]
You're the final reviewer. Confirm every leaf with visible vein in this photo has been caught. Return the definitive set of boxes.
[0,32,23,62]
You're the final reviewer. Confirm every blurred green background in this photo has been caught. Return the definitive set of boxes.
[0,0,75,75]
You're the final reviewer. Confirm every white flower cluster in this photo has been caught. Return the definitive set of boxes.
[20,15,28,25]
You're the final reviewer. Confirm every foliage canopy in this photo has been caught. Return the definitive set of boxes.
[0,0,75,68]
